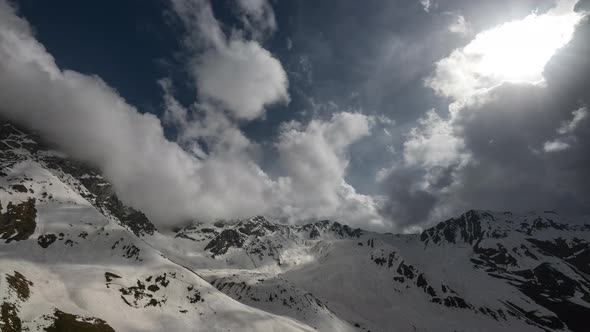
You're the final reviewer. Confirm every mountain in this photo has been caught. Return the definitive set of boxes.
[1,119,590,332]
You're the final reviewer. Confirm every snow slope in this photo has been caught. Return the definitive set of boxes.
[2,120,590,332]
[0,121,315,332]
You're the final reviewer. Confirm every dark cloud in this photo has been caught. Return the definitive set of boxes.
[454,84,589,214]
[380,15,590,229]
[575,0,590,12]
[454,17,590,215]
[379,167,440,229]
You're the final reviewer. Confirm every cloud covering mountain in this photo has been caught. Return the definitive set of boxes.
[0,0,382,229]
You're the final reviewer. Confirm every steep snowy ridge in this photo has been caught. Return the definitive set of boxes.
[419,210,590,331]
[2,120,590,332]
[0,121,316,331]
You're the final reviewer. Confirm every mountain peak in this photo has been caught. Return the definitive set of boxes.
[419,209,582,246]
[3,118,590,332]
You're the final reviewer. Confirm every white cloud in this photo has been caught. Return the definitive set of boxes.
[543,139,571,152]
[276,113,386,228]
[427,3,581,101]
[160,79,253,158]
[0,0,389,231]
[542,105,587,152]
[0,0,282,225]
[171,0,289,121]
[420,0,432,13]
[403,110,469,169]
[449,15,470,35]
[557,106,588,134]
[194,39,289,120]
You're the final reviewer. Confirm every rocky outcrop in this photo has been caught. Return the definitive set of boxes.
[0,198,37,243]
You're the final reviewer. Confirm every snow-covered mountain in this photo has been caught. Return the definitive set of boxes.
[1,120,590,332]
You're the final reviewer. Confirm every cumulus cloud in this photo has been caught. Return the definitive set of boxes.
[171,0,289,121]
[275,113,386,229]
[194,39,289,120]
[0,0,284,225]
[379,6,590,229]
[0,0,387,231]
[377,109,469,228]
[403,110,469,170]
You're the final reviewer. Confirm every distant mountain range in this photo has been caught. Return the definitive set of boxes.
[1,120,589,332]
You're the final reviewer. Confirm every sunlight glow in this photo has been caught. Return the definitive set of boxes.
[466,10,581,84]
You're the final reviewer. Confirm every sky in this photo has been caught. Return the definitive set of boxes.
[0,0,589,232]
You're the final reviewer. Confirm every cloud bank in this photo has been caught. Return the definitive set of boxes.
[171,0,289,121]
[426,2,582,101]
[0,0,384,230]
[380,1,590,229]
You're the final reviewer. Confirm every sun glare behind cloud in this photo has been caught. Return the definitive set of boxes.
[468,11,581,84]
[428,1,583,101]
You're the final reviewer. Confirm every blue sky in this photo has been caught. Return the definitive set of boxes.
[2,0,589,231]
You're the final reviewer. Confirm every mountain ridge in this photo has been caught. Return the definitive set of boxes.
[1,119,590,332]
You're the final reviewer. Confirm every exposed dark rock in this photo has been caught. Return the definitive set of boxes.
[329,221,362,238]
[205,229,245,257]
[0,302,21,332]
[396,261,417,280]
[502,300,564,331]
[421,210,485,245]
[104,272,121,283]
[527,237,590,275]
[121,244,141,260]
[473,243,518,268]
[9,184,27,193]
[309,226,320,239]
[443,296,470,309]
[0,198,37,243]
[118,275,169,309]
[512,263,590,332]
[155,274,170,288]
[6,271,32,301]
[187,285,203,304]
[238,216,278,237]
[45,309,115,332]
[37,233,57,248]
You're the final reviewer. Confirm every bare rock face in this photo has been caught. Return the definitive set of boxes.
[37,233,57,248]
[205,229,246,257]
[44,310,115,332]
[0,198,37,243]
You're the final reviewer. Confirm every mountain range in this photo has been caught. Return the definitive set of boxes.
[1,120,590,332]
